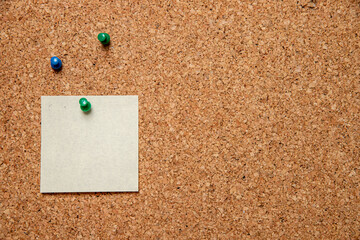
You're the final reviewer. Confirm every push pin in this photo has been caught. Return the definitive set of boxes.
[97,33,110,45]
[50,56,62,70]
[79,98,91,112]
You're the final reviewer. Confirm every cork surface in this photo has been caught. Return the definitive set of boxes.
[1,0,359,239]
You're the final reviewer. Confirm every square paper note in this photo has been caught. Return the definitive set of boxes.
[41,96,138,193]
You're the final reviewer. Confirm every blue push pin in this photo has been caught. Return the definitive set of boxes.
[50,56,62,70]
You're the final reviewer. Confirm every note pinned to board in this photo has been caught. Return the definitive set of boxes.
[40,96,138,193]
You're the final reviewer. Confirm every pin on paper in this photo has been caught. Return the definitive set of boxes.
[79,98,91,112]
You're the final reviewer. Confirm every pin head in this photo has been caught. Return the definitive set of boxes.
[97,33,110,45]
[79,98,91,112]
[50,56,62,70]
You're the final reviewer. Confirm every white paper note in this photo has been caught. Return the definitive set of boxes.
[41,96,138,193]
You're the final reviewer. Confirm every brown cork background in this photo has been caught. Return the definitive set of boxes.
[1,0,359,239]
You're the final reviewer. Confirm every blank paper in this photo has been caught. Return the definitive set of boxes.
[41,96,138,193]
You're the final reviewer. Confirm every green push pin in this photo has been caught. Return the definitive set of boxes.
[97,33,110,45]
[79,98,91,112]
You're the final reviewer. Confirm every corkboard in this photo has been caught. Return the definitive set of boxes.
[1,0,359,239]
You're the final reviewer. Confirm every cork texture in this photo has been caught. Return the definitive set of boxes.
[1,0,359,239]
